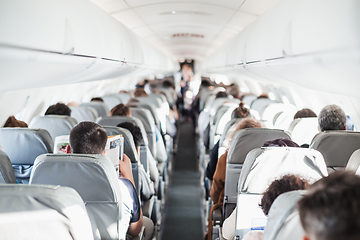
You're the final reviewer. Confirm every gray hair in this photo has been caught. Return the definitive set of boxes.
[318,104,346,131]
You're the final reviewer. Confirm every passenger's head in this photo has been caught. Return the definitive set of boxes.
[133,88,148,98]
[259,174,308,216]
[298,171,360,240]
[235,118,262,131]
[228,85,240,99]
[110,103,131,117]
[257,93,269,99]
[117,122,143,150]
[91,97,104,103]
[262,138,300,148]
[318,104,346,131]
[45,103,71,116]
[69,121,108,154]
[215,91,228,99]
[294,108,317,119]
[231,102,250,119]
[3,116,28,128]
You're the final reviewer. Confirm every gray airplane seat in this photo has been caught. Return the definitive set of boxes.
[0,184,94,240]
[130,107,157,158]
[288,118,319,146]
[345,149,360,175]
[235,148,327,239]
[250,98,276,117]
[0,151,16,183]
[109,92,131,104]
[310,131,360,171]
[30,154,122,240]
[80,102,109,117]
[261,103,297,128]
[0,128,53,183]
[29,115,77,142]
[96,116,149,148]
[102,95,122,111]
[224,128,291,219]
[241,95,257,107]
[218,118,243,156]
[262,190,306,240]
[69,106,98,123]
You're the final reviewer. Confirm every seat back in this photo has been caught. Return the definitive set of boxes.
[30,154,122,240]
[0,128,53,183]
[345,149,360,174]
[96,116,149,147]
[261,103,297,128]
[263,190,306,240]
[250,99,276,117]
[0,184,94,240]
[80,102,109,117]
[224,129,291,218]
[273,111,295,131]
[310,131,360,170]
[288,118,319,146]
[0,151,16,183]
[130,107,157,157]
[69,106,98,123]
[242,95,257,107]
[102,95,122,111]
[235,148,326,238]
[110,92,131,104]
[29,115,77,141]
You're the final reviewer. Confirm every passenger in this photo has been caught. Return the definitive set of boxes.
[257,93,269,99]
[44,102,71,116]
[262,138,300,148]
[293,108,317,119]
[133,88,148,98]
[298,171,360,240]
[67,102,79,107]
[111,103,132,117]
[68,121,143,239]
[206,102,250,181]
[318,104,347,131]
[222,175,308,240]
[91,97,104,102]
[3,116,28,127]
[205,118,262,240]
[227,84,241,99]
[117,121,157,201]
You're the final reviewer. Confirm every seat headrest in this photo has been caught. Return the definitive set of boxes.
[345,149,360,173]
[103,126,138,163]
[80,102,109,117]
[238,148,327,194]
[227,128,290,164]
[250,99,276,116]
[288,118,319,145]
[29,115,77,141]
[96,116,149,146]
[30,154,122,203]
[101,96,122,110]
[310,131,360,167]
[263,190,306,240]
[69,106,98,123]
[0,128,53,165]
[0,151,16,183]
[0,184,94,240]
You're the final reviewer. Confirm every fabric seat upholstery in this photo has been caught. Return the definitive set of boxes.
[0,151,16,183]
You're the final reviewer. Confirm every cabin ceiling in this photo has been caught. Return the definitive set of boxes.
[91,0,280,63]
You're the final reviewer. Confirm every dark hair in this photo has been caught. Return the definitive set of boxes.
[110,103,131,116]
[45,103,71,116]
[117,122,143,149]
[126,98,140,108]
[228,85,240,99]
[69,121,108,154]
[231,102,250,119]
[318,104,346,131]
[259,174,308,216]
[133,88,148,98]
[3,116,28,128]
[298,171,360,240]
[257,93,269,99]
[262,138,300,147]
[215,91,228,99]
[294,108,317,119]
[162,79,174,89]
[91,97,104,103]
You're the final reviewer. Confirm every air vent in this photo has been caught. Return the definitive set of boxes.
[172,33,204,38]
[161,11,210,16]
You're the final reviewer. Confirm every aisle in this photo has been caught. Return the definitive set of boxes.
[160,121,204,240]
